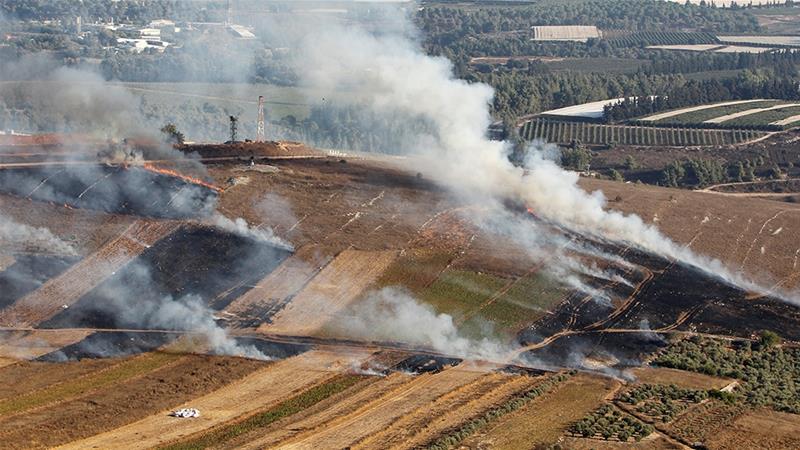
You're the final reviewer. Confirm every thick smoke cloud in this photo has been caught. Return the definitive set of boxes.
[290,10,797,304]
[331,287,509,361]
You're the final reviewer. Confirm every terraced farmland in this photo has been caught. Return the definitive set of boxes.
[520,118,764,146]
[647,100,785,124]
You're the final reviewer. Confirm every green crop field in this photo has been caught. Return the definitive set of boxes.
[724,105,800,128]
[520,118,764,146]
[652,100,786,124]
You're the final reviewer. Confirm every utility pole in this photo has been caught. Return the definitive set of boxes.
[229,115,238,142]
[226,0,233,26]
[256,96,266,142]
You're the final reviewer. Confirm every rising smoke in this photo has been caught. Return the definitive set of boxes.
[0,213,76,256]
[289,9,796,305]
[331,287,510,361]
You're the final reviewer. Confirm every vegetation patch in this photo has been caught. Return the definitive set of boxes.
[725,105,800,127]
[619,383,708,422]
[652,100,785,124]
[654,335,800,414]
[0,351,180,416]
[569,404,654,442]
[607,31,719,47]
[424,372,571,450]
[161,374,366,450]
[520,118,763,147]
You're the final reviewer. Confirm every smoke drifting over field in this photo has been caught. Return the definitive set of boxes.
[290,9,796,305]
[0,213,76,256]
[332,287,508,361]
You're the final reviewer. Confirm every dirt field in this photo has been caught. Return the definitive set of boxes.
[270,365,488,449]
[0,220,178,327]
[0,330,93,360]
[356,372,542,449]
[461,373,620,449]
[629,367,733,390]
[704,408,800,450]
[60,350,366,450]
[562,434,681,449]
[581,178,800,290]
[0,354,266,449]
[222,245,327,328]
[262,249,397,336]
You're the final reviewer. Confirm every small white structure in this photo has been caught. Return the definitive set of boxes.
[170,408,200,418]
[228,24,256,39]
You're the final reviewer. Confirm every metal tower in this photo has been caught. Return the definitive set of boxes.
[256,96,266,142]
[229,115,238,142]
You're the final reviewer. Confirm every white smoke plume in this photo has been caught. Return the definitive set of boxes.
[331,287,510,361]
[0,213,76,256]
[290,12,797,304]
[209,213,293,251]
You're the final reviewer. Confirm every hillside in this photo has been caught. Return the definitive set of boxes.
[0,141,798,448]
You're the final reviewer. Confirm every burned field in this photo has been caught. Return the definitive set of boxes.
[0,146,799,448]
[40,224,292,330]
[0,164,218,219]
[0,254,80,309]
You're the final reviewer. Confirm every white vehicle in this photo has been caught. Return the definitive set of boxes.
[170,408,200,418]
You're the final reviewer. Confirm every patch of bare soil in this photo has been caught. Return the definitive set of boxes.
[581,177,800,290]
[0,357,117,401]
[60,350,364,450]
[181,141,321,159]
[628,367,733,390]
[461,373,620,449]
[0,354,266,449]
[664,400,745,447]
[704,408,800,450]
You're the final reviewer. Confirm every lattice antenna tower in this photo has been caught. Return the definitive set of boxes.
[256,96,266,142]
[229,115,238,142]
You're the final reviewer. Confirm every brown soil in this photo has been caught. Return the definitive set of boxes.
[0,357,117,401]
[269,366,487,449]
[461,373,620,449]
[0,354,266,449]
[0,330,93,360]
[629,367,733,390]
[664,400,745,446]
[357,372,543,450]
[262,249,397,336]
[561,433,682,449]
[581,177,800,290]
[61,350,365,450]
[705,408,800,450]
[180,141,322,159]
